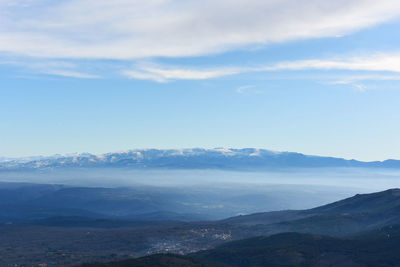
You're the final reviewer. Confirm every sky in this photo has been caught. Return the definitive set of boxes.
[1,0,400,161]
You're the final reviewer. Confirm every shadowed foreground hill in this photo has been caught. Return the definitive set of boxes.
[79,224,400,267]
[192,224,400,267]
[79,254,227,267]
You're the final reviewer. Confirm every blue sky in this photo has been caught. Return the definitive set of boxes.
[1,0,400,161]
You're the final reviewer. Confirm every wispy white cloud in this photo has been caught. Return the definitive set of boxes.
[263,53,400,72]
[324,73,400,92]
[328,74,400,84]
[123,64,242,82]
[352,83,367,92]
[236,85,256,94]
[122,52,400,82]
[40,70,100,79]
[0,0,400,59]
[0,59,99,79]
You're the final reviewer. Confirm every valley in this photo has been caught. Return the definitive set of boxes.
[2,184,400,266]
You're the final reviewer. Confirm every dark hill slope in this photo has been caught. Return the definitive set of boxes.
[222,189,400,236]
[194,233,352,267]
[307,188,400,214]
[224,189,400,225]
[78,254,227,267]
[194,223,400,266]
[78,224,400,267]
[220,210,306,226]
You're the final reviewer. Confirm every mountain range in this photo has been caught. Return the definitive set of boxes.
[1,148,400,170]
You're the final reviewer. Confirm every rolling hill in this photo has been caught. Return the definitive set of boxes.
[4,187,400,266]
[222,189,400,236]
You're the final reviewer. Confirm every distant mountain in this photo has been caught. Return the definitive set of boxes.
[1,148,399,170]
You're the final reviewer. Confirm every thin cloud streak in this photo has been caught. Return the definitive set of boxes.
[123,52,400,82]
[0,59,100,79]
[329,74,400,84]
[236,85,256,94]
[41,70,100,79]
[265,54,400,72]
[123,64,242,82]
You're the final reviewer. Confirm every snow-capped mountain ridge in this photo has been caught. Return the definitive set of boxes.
[1,148,399,170]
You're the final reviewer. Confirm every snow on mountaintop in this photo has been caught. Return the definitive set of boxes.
[0,148,398,170]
